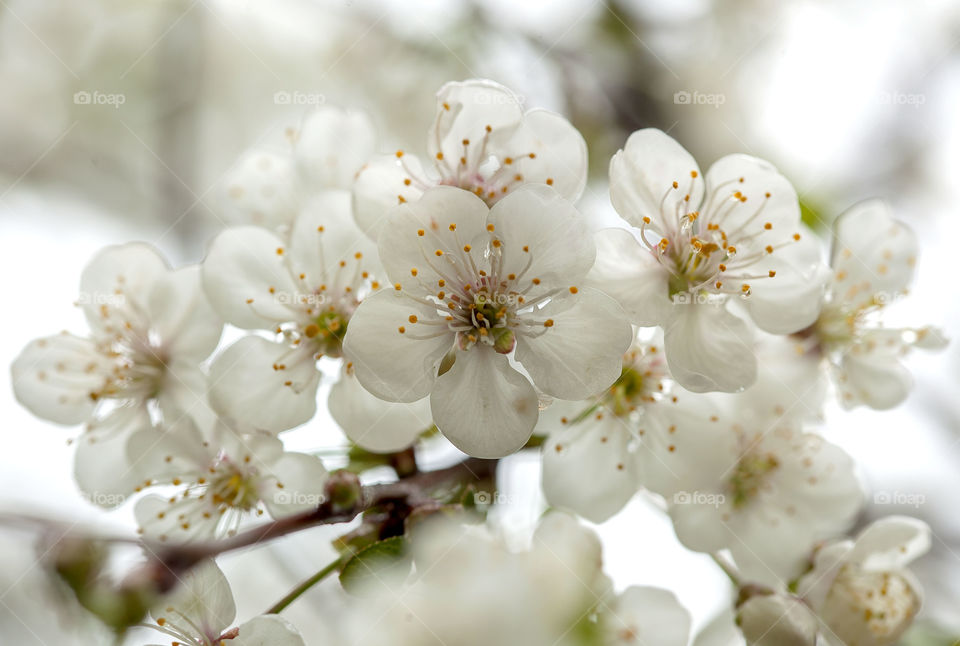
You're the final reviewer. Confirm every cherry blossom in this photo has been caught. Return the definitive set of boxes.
[643,398,862,586]
[142,560,305,646]
[352,79,587,237]
[221,106,375,233]
[129,418,327,542]
[587,129,831,393]
[541,338,677,522]
[11,243,222,502]
[203,191,432,449]
[798,515,930,646]
[792,200,947,409]
[342,184,633,458]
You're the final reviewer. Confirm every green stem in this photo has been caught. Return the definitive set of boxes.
[266,558,342,614]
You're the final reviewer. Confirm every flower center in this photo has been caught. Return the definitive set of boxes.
[637,172,800,301]
[728,451,780,508]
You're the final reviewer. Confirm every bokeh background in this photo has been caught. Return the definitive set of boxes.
[1,0,959,643]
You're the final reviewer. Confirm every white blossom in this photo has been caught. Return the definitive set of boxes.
[143,560,305,646]
[352,79,587,237]
[798,515,930,646]
[587,129,831,393]
[203,191,432,449]
[129,418,328,542]
[643,397,862,586]
[343,184,633,458]
[541,339,675,523]
[221,107,376,233]
[793,200,947,409]
[11,243,222,502]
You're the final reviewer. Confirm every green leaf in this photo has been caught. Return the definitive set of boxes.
[338,536,410,595]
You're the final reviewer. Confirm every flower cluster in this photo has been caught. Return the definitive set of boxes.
[11,78,947,645]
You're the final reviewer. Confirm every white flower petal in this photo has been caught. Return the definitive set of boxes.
[287,189,379,292]
[663,303,757,393]
[542,418,641,523]
[342,288,453,403]
[831,199,918,309]
[221,150,299,230]
[744,230,830,334]
[208,337,321,432]
[838,350,912,410]
[486,184,596,301]
[428,79,525,168]
[152,559,236,636]
[430,345,538,458]
[11,333,108,425]
[848,516,931,572]
[261,449,329,518]
[295,107,375,190]
[147,265,223,361]
[328,368,432,453]
[702,153,801,247]
[516,287,632,400]
[155,356,217,434]
[79,242,168,334]
[125,414,211,485]
[202,226,302,330]
[603,586,691,646]
[74,405,153,504]
[234,615,306,646]
[609,128,703,230]
[376,185,490,289]
[491,108,587,202]
[352,153,428,239]
[585,227,675,327]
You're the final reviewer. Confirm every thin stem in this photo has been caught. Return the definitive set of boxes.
[711,552,741,587]
[266,557,342,614]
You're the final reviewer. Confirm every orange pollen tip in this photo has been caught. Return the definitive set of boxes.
[410,268,418,276]
[793,233,802,241]
[463,244,471,252]
[765,192,771,198]
[672,181,679,189]
[643,216,651,224]
[395,150,404,158]
[545,178,554,185]
[276,247,284,255]
[417,229,425,236]
[449,223,457,231]
[764,222,772,230]
[543,319,554,327]
[492,239,502,248]
[741,284,751,292]
[691,170,698,178]
[715,281,723,288]
[408,315,418,323]
[769,270,777,277]
[438,279,446,286]
[486,224,495,232]
[718,264,727,271]
[398,326,406,333]
[569,286,579,294]
[317,225,324,232]
[462,139,469,145]
[485,124,492,132]
[504,157,513,164]
[394,283,402,290]
[436,152,444,160]
[765,245,774,253]
[532,278,541,285]
[443,102,450,110]
[404,178,412,185]
[435,249,443,256]
[507,273,516,280]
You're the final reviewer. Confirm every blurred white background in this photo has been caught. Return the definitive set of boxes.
[2,0,959,643]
